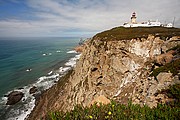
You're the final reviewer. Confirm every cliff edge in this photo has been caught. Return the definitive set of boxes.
[28,27,180,120]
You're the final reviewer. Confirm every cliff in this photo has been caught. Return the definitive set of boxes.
[28,27,180,120]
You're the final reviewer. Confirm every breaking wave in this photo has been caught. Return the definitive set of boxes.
[0,53,81,120]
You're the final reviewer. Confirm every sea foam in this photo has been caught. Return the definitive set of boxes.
[1,53,81,120]
[67,50,77,54]
[65,54,81,67]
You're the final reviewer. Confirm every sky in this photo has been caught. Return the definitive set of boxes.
[0,0,179,37]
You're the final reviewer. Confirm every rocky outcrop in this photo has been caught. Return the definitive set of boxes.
[65,35,179,108]
[155,50,175,65]
[6,91,24,105]
[29,86,38,94]
[74,45,84,53]
[45,34,179,111]
[28,29,180,120]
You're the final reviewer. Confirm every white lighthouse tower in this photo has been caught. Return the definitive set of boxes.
[131,12,137,24]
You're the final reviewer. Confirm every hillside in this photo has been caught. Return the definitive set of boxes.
[94,27,180,40]
[28,27,180,120]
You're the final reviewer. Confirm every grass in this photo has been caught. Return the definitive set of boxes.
[93,27,180,41]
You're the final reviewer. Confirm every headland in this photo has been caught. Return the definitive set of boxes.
[28,27,180,120]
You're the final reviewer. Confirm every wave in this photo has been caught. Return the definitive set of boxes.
[66,50,77,54]
[0,86,35,120]
[0,53,81,120]
[48,71,53,75]
[42,53,52,56]
[59,67,71,74]
[65,54,81,67]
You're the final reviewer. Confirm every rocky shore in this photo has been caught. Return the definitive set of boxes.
[28,27,180,120]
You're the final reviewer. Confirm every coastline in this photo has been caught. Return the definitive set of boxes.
[0,48,80,120]
[26,53,81,120]
[25,52,81,120]
[25,44,85,120]
[27,69,73,120]
[24,28,180,120]
[26,49,82,120]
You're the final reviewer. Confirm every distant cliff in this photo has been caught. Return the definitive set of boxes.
[28,27,180,120]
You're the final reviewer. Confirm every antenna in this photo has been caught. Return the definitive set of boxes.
[172,17,175,27]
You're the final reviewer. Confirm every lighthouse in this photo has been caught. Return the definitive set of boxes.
[131,12,137,24]
[123,12,169,27]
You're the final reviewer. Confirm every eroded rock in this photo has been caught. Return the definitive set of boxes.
[155,51,174,65]
[89,95,110,106]
[74,45,84,53]
[6,91,24,105]
[29,86,38,94]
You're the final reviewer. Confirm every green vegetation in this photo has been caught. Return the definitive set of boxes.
[94,27,180,41]
[150,58,180,77]
[156,84,180,112]
[48,101,180,120]
[160,84,180,101]
[166,45,180,54]
[168,84,180,100]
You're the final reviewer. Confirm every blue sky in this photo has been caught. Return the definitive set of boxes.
[0,0,179,37]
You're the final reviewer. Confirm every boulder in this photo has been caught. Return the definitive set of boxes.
[89,95,111,106]
[6,91,24,105]
[155,51,174,65]
[29,86,38,94]
[157,72,173,90]
[157,72,173,84]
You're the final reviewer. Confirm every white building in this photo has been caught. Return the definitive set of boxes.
[164,23,173,28]
[123,12,172,28]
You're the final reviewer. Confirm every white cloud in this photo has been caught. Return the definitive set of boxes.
[0,0,179,37]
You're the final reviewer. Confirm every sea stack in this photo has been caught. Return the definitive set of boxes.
[6,91,24,105]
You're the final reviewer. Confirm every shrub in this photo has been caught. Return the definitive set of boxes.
[150,59,180,77]
[167,84,180,100]
[47,100,180,120]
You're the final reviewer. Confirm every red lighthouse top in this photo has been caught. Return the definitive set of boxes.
[132,12,136,17]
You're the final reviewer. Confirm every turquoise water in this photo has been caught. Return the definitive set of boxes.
[0,37,79,97]
[0,37,80,119]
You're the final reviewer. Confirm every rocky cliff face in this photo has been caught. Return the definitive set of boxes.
[63,35,180,109]
[28,28,180,120]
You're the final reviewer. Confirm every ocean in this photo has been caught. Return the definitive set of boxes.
[0,37,80,120]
